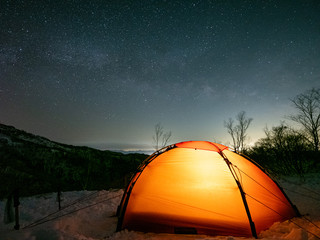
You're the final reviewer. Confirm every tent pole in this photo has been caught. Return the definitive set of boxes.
[235,178,258,238]
[116,151,162,231]
[220,152,258,238]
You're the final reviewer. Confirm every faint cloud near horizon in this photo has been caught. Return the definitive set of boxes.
[78,142,154,155]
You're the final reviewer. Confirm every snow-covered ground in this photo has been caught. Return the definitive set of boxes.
[1,174,320,240]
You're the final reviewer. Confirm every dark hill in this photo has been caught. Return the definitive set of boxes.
[0,123,147,198]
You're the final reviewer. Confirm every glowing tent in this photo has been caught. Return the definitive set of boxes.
[117,141,299,237]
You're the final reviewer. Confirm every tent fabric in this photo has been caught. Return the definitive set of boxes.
[117,141,299,237]
[175,141,228,152]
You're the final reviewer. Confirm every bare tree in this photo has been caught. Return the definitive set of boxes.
[288,88,320,152]
[237,111,253,152]
[224,118,239,152]
[224,111,253,153]
[153,123,172,151]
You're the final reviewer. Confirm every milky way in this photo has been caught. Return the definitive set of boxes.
[1,0,319,151]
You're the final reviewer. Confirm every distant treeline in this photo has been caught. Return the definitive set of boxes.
[245,123,320,177]
[0,136,147,198]
[224,88,320,178]
[244,88,320,177]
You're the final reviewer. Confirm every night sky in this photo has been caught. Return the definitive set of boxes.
[1,0,319,152]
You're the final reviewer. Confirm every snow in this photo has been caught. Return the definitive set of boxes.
[1,175,320,240]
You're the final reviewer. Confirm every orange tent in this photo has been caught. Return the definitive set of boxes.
[117,141,299,237]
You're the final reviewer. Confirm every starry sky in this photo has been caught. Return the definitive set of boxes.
[1,0,319,152]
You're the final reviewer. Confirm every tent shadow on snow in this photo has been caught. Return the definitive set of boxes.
[116,141,300,238]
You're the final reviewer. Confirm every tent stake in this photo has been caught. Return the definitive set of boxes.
[13,189,20,230]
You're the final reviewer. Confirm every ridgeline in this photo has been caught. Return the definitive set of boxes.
[0,123,147,198]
